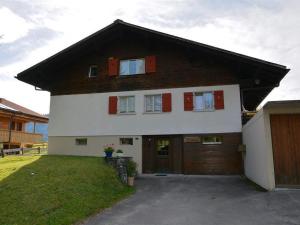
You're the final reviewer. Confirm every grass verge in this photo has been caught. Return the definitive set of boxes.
[0,155,134,225]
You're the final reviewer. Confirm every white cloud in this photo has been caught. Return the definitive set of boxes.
[0,7,33,43]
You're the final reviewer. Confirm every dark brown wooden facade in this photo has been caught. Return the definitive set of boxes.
[17,20,289,111]
[142,133,243,175]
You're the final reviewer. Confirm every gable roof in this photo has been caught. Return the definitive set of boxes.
[0,98,48,122]
[15,20,290,111]
[17,19,289,81]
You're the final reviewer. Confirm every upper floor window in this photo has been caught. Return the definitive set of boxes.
[88,65,98,77]
[145,95,162,113]
[194,92,214,111]
[119,96,135,113]
[120,59,145,76]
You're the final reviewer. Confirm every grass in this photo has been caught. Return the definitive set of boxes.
[0,155,134,225]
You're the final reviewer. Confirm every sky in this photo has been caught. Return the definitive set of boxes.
[0,0,299,114]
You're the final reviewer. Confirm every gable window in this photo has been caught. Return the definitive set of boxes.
[119,96,135,113]
[88,65,98,77]
[145,95,162,113]
[120,59,145,75]
[194,92,214,111]
[76,138,87,145]
[202,136,222,144]
[120,138,133,145]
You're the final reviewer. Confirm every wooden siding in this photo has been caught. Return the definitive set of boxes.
[270,114,300,186]
[142,133,242,174]
[49,35,239,96]
[183,133,243,174]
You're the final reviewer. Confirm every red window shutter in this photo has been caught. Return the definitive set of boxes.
[184,92,194,111]
[162,93,172,112]
[108,58,119,76]
[108,96,118,114]
[214,90,224,110]
[145,55,156,73]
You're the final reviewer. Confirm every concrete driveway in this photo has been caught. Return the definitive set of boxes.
[82,175,300,225]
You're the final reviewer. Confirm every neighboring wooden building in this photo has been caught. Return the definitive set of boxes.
[16,20,289,174]
[0,98,48,149]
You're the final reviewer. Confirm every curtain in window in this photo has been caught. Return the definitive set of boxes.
[127,96,135,112]
[145,96,153,112]
[195,94,204,111]
[154,95,162,112]
[120,61,129,75]
[119,97,127,113]
[204,92,213,110]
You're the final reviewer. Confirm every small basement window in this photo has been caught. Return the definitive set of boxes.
[75,138,87,145]
[120,59,145,75]
[88,65,98,77]
[202,136,222,144]
[120,138,133,145]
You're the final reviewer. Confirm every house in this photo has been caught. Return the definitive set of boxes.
[243,100,300,190]
[0,98,48,149]
[16,20,289,174]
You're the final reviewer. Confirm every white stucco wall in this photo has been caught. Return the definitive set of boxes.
[48,85,241,136]
[243,102,300,190]
[48,135,143,173]
[242,110,275,190]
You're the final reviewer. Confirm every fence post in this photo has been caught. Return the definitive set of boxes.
[21,148,24,155]
[38,147,41,154]
[1,149,4,158]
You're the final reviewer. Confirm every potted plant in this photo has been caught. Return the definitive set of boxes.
[126,160,137,186]
[116,149,124,157]
[104,144,114,158]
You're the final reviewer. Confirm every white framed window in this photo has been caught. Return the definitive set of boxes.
[145,94,162,113]
[194,92,214,111]
[118,96,135,114]
[120,59,145,75]
[76,138,87,145]
[120,138,133,145]
[202,136,222,144]
[88,65,98,77]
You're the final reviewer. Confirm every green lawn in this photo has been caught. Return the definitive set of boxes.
[0,155,134,225]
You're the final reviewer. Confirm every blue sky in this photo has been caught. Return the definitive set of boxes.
[0,0,299,114]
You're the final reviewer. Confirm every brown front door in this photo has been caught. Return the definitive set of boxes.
[155,137,171,173]
[143,135,180,173]
[270,114,300,186]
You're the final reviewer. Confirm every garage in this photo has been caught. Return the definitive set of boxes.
[270,114,300,186]
[243,100,300,190]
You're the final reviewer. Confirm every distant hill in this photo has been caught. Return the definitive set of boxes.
[25,123,48,142]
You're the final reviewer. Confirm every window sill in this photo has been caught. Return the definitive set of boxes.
[143,111,163,114]
[117,112,136,115]
[202,142,222,145]
[193,109,215,112]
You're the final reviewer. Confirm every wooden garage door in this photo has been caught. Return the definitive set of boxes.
[270,114,300,186]
[183,133,243,175]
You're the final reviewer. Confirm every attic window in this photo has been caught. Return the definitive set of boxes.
[120,59,145,75]
[88,65,98,77]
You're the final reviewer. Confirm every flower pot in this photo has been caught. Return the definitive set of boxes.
[105,152,113,158]
[128,177,134,186]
